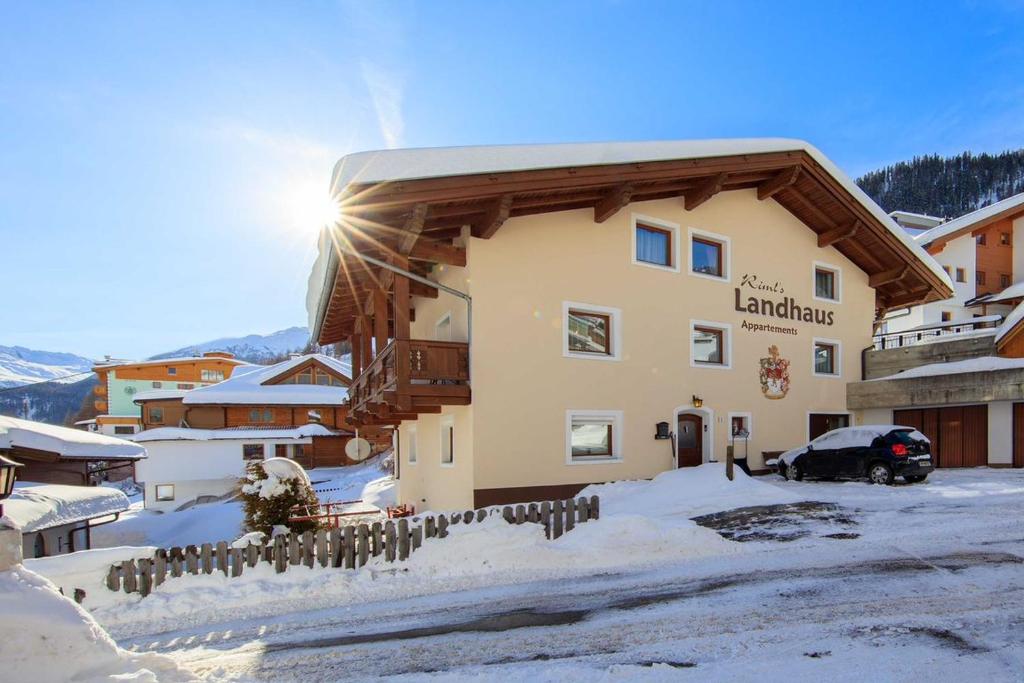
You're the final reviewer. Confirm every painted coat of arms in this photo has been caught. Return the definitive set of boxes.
[759,345,790,400]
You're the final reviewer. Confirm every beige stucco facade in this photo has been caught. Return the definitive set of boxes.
[396,189,876,512]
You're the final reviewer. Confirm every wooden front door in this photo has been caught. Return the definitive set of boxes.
[677,414,703,467]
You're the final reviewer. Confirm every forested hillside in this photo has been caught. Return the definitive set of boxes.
[857,149,1024,219]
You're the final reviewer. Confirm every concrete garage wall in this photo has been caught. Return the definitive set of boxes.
[848,369,1024,410]
[863,336,997,380]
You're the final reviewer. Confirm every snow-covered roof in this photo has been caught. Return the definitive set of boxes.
[326,138,950,285]
[181,354,351,406]
[4,483,130,532]
[985,280,1024,304]
[0,415,146,460]
[915,191,1024,247]
[131,389,189,403]
[995,300,1024,346]
[131,424,340,442]
[872,355,1024,382]
[93,356,250,370]
[889,210,945,228]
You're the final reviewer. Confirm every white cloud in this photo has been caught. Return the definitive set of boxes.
[360,60,405,149]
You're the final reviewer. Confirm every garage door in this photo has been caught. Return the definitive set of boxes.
[894,405,987,468]
[1013,403,1024,468]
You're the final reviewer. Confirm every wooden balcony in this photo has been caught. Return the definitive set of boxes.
[348,339,470,425]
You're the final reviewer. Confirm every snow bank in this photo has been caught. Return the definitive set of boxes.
[0,414,146,459]
[5,483,130,532]
[581,462,803,518]
[25,546,157,605]
[0,566,189,682]
[91,501,244,549]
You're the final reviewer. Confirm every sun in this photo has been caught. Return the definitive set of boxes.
[280,177,342,235]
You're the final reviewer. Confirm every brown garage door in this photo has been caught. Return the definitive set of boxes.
[1013,403,1024,468]
[894,405,987,468]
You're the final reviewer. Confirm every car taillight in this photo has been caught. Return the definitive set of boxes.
[891,444,908,457]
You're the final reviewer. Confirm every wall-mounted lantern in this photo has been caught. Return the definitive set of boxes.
[0,454,23,518]
[655,421,671,440]
[692,395,704,409]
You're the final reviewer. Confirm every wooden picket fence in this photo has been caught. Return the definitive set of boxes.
[105,495,599,598]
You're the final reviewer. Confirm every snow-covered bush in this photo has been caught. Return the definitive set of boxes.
[379,449,395,475]
[240,458,321,536]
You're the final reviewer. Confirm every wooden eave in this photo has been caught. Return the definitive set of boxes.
[261,357,352,387]
[316,150,952,344]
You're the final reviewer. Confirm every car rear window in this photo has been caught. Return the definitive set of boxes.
[889,429,920,445]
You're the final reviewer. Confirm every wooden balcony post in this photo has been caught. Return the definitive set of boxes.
[358,315,373,365]
[349,333,361,376]
[391,254,411,341]
[373,288,389,356]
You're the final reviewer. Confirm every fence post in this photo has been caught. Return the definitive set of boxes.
[515,505,526,524]
[274,534,287,574]
[316,530,328,568]
[185,545,199,575]
[302,531,315,569]
[384,522,397,562]
[329,528,343,568]
[371,522,383,555]
[424,516,436,539]
[437,515,449,539]
[462,510,473,524]
[230,547,244,577]
[170,547,183,578]
[564,499,575,533]
[397,519,410,561]
[216,541,229,576]
[527,503,539,523]
[343,525,356,569]
[154,550,167,586]
[577,497,589,523]
[246,542,259,568]
[411,526,422,551]
[552,500,564,539]
[106,565,120,592]
[476,509,487,523]
[200,543,213,574]
[589,495,599,520]
[138,558,152,597]
[288,534,301,566]
[540,502,552,538]
[356,524,369,567]
[123,559,138,594]
[502,506,514,523]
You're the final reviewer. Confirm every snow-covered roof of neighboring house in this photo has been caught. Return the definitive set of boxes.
[985,280,1024,304]
[181,354,351,406]
[889,210,945,229]
[0,416,146,460]
[872,355,1024,382]
[131,424,342,442]
[995,299,1024,348]
[93,356,251,370]
[915,191,1024,247]
[131,389,190,403]
[3,483,130,532]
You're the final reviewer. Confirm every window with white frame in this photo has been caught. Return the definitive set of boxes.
[155,484,175,501]
[729,413,752,440]
[201,369,225,382]
[632,215,679,271]
[813,338,841,377]
[563,301,621,361]
[408,425,418,464]
[813,262,841,303]
[440,416,454,466]
[690,320,732,369]
[242,444,264,461]
[566,411,622,463]
[688,228,730,281]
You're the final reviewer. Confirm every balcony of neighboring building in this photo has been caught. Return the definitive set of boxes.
[94,384,107,396]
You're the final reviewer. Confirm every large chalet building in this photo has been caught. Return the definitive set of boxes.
[306,139,951,511]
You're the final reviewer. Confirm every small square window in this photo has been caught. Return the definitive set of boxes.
[150,407,164,423]
[563,302,621,361]
[956,268,966,283]
[976,233,987,246]
[154,484,175,501]
[691,237,724,278]
[114,426,135,435]
[1001,232,1011,246]
[813,339,841,377]
[177,383,194,390]
[943,265,952,276]
[566,411,622,463]
[635,223,673,268]
[1001,274,1011,288]
[941,311,952,322]
[243,444,264,461]
[249,409,273,423]
[690,321,731,369]
[167,367,177,376]
[151,381,162,389]
[977,271,987,286]
[729,413,752,440]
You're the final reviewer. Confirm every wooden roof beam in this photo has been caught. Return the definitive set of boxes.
[471,194,514,239]
[593,184,634,223]
[683,173,727,211]
[869,265,909,288]
[397,203,428,254]
[883,286,932,308]
[408,239,466,267]
[757,166,801,201]
[818,220,861,248]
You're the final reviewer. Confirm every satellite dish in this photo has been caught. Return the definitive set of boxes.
[345,437,372,462]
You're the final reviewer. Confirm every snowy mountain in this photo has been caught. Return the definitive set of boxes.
[0,345,96,389]
[149,326,310,363]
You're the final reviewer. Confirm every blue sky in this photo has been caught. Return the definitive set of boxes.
[2,1,1023,359]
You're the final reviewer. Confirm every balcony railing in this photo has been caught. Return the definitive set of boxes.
[348,339,470,421]
[872,316,1002,350]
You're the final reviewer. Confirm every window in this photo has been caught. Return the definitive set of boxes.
[243,444,264,461]
[407,425,418,465]
[813,262,841,302]
[1001,232,1011,246]
[566,411,623,463]
[149,407,164,423]
[201,369,224,382]
[155,484,175,501]
[151,381,162,389]
[729,413,752,439]
[249,409,273,423]
[941,311,952,322]
[176,383,194,390]
[632,216,679,271]
[943,265,952,276]
[977,233,987,246]
[689,229,729,280]
[808,413,850,441]
[1002,274,1012,288]
[690,320,731,369]
[563,302,621,361]
[813,338,841,377]
[956,268,966,283]
[167,367,177,376]
[296,369,313,384]
[977,271,987,286]
[114,426,135,435]
[440,416,454,466]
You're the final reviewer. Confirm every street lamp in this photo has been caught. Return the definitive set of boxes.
[0,454,23,518]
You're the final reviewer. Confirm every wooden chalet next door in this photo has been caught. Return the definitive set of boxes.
[677,414,703,467]
[894,405,987,468]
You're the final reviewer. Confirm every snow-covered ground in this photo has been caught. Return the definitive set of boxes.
[26,466,1024,681]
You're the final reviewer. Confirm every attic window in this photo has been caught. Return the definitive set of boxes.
[1001,232,1011,246]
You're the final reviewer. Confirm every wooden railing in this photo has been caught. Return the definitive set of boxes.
[348,339,470,415]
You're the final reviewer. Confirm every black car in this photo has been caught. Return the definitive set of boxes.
[775,426,934,485]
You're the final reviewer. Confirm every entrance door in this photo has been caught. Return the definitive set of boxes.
[808,413,850,441]
[677,414,703,467]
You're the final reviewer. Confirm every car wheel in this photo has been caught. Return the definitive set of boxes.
[904,474,927,484]
[785,462,804,482]
[868,463,894,485]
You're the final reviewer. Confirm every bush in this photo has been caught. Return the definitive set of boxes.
[239,459,322,536]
